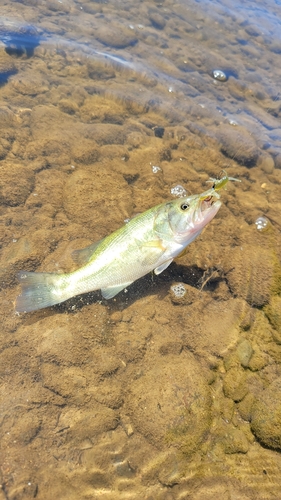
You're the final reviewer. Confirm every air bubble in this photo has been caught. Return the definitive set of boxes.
[255,216,271,232]
[151,165,162,173]
[171,283,186,298]
[212,69,227,81]
[170,185,187,197]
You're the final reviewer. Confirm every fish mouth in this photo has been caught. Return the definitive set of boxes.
[193,191,221,227]
[172,188,221,243]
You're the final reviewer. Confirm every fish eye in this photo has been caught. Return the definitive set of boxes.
[180,202,189,210]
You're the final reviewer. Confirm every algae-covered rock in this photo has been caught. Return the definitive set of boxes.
[237,393,255,421]
[223,366,248,402]
[217,125,259,167]
[126,352,212,455]
[224,246,281,307]
[250,377,281,449]
[236,339,253,368]
[223,428,249,454]
[0,161,34,206]
[0,229,52,286]
[264,296,281,339]
[58,406,119,444]
[63,168,132,232]
[182,298,247,359]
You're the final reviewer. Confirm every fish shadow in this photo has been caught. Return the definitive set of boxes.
[53,263,208,314]
[22,262,225,324]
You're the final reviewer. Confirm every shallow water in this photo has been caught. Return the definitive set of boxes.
[1,0,281,499]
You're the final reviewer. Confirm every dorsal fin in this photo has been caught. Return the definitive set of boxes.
[71,239,104,266]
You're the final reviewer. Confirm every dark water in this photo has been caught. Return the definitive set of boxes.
[1,1,281,499]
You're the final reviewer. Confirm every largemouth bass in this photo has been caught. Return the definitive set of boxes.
[16,185,223,312]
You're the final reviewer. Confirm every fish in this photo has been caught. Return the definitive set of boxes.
[15,184,225,313]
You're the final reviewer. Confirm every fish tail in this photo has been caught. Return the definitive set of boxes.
[16,271,70,312]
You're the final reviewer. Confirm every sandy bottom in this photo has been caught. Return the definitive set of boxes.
[1,0,281,498]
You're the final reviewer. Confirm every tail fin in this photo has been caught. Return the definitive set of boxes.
[16,271,68,313]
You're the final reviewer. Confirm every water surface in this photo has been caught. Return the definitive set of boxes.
[1,0,281,499]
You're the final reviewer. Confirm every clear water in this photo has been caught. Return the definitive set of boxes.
[1,0,281,498]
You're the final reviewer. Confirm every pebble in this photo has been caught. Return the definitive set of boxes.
[223,366,248,402]
[223,428,249,454]
[96,25,138,49]
[257,153,275,173]
[217,126,259,167]
[236,339,253,368]
[148,10,166,30]
[237,393,255,421]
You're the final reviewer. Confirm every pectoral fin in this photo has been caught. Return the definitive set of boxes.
[142,240,166,250]
[72,239,104,265]
[140,239,167,266]
[154,258,173,275]
[101,282,133,300]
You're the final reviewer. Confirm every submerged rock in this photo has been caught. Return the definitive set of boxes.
[224,246,281,307]
[126,352,212,455]
[217,126,259,167]
[264,296,281,338]
[250,378,281,450]
[0,51,17,85]
[95,25,138,49]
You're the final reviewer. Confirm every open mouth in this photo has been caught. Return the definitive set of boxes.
[203,195,213,203]
[199,187,221,206]
[201,194,218,208]
[195,196,221,226]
